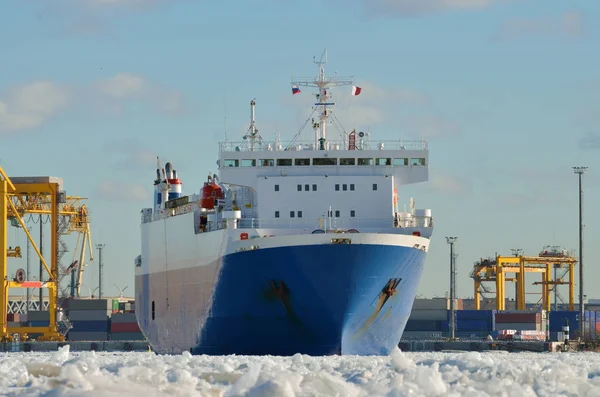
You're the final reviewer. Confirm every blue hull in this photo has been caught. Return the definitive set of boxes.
[196,243,425,356]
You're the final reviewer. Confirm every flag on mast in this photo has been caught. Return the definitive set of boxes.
[292,85,301,95]
[351,85,362,96]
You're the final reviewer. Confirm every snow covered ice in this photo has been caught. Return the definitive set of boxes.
[2,345,600,396]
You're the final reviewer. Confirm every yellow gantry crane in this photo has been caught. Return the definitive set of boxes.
[0,166,92,341]
[471,251,577,311]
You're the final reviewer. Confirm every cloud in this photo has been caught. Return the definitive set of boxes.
[93,73,183,115]
[103,137,159,171]
[405,114,460,139]
[579,133,600,150]
[429,172,472,195]
[363,0,502,17]
[493,11,584,41]
[0,82,71,134]
[96,181,150,202]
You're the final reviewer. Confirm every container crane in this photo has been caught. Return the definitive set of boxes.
[0,166,92,341]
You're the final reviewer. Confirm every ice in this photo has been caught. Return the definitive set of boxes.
[1,347,600,396]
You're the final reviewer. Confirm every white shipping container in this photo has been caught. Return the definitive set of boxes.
[495,322,542,331]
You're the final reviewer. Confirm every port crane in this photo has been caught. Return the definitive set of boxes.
[1,166,93,341]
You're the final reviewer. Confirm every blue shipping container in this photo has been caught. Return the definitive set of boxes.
[454,310,495,321]
[549,311,580,332]
[28,321,50,327]
[456,319,493,332]
[70,320,109,332]
[404,320,444,332]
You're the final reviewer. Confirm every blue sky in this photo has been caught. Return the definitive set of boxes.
[2,0,599,304]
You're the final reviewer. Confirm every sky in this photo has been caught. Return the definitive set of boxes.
[1,0,599,304]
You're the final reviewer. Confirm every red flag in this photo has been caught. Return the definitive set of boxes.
[351,85,362,96]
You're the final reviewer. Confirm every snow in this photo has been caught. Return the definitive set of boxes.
[1,345,600,396]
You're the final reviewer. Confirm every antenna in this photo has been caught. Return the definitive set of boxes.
[224,94,228,142]
[291,49,354,149]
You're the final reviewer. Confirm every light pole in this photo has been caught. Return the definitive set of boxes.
[446,237,458,340]
[573,166,587,339]
[96,244,105,299]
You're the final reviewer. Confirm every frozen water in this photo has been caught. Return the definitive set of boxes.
[1,345,600,396]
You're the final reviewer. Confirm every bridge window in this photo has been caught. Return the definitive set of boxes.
[340,158,355,165]
[298,211,303,218]
[343,184,347,191]
[335,210,340,217]
[275,211,280,218]
[350,184,355,191]
[410,158,426,166]
[295,158,310,166]
[277,159,292,166]
[376,158,391,166]
[312,184,317,191]
[274,185,279,192]
[304,184,309,191]
[297,184,302,191]
[260,159,274,166]
[358,158,373,166]
[241,159,256,167]
[350,210,356,217]
[290,211,295,218]
[335,184,340,191]
[313,158,337,166]
[373,184,378,191]
[223,159,239,167]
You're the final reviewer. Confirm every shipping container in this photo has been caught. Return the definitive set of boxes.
[404,320,444,332]
[111,322,141,333]
[70,320,109,332]
[495,322,541,331]
[454,310,496,321]
[409,309,448,321]
[455,319,493,332]
[110,313,137,324]
[69,299,112,311]
[412,299,449,311]
[68,310,111,322]
[67,331,108,341]
[110,332,146,341]
[495,312,541,323]
[28,321,50,327]
[27,311,50,322]
[549,311,580,332]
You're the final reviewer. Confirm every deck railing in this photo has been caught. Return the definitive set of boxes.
[219,139,427,153]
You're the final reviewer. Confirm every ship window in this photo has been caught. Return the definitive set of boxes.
[343,184,347,191]
[358,158,373,166]
[335,210,340,217]
[152,301,155,320]
[297,184,302,191]
[290,211,295,218]
[277,159,293,166]
[304,184,309,191]
[241,159,256,167]
[260,159,274,166]
[298,211,303,218]
[335,184,340,191]
[393,158,408,166]
[313,158,337,166]
[274,184,279,191]
[350,210,356,217]
[340,158,355,165]
[223,159,239,167]
[410,158,426,166]
[312,184,317,191]
[350,184,355,191]
[373,183,378,191]
[275,211,280,218]
[295,158,310,166]
[376,158,392,166]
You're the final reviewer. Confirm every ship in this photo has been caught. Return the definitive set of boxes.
[135,50,434,356]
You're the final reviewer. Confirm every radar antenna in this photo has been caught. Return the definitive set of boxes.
[291,49,354,150]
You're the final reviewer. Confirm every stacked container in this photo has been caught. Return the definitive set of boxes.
[110,312,145,340]
[67,299,111,341]
[494,310,546,331]
[453,310,495,338]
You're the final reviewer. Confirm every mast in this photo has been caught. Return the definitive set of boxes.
[291,49,354,149]
[243,98,261,151]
